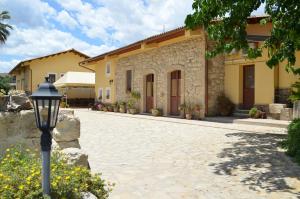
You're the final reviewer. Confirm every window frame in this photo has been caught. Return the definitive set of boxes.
[105,87,111,102]
[98,88,103,101]
[126,70,132,93]
[47,73,57,83]
[105,62,111,77]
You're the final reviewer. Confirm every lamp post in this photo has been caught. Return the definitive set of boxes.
[31,78,62,196]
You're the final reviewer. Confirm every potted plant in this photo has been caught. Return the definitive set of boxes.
[178,103,186,119]
[194,104,201,120]
[112,102,119,112]
[151,108,162,117]
[185,103,193,120]
[102,104,108,112]
[107,104,113,112]
[119,101,126,113]
[127,91,141,114]
[127,100,137,114]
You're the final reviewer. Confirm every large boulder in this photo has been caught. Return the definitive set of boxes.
[280,108,293,121]
[53,114,80,142]
[62,148,89,168]
[269,103,287,120]
[0,96,9,111]
[53,139,81,150]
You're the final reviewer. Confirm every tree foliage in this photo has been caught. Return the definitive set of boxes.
[0,10,12,44]
[0,75,12,95]
[185,0,300,74]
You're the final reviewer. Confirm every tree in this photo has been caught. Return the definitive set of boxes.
[185,0,300,74]
[0,75,12,95]
[0,10,12,44]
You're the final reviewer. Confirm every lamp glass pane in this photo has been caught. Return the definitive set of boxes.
[32,100,40,128]
[50,99,60,128]
[37,99,50,128]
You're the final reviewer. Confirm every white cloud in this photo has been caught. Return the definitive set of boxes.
[56,10,79,29]
[0,0,56,27]
[0,60,20,73]
[56,0,193,45]
[0,26,115,71]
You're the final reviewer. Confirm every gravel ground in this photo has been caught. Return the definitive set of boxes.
[76,109,300,199]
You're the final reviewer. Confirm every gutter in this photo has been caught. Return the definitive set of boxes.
[79,61,95,72]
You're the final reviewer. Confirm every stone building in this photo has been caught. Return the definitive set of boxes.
[80,16,299,118]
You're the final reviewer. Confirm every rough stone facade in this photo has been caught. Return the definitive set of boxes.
[115,37,207,117]
[207,41,225,115]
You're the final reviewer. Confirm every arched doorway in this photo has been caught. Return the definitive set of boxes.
[146,74,154,113]
[170,70,181,115]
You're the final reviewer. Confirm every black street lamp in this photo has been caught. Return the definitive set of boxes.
[31,78,62,196]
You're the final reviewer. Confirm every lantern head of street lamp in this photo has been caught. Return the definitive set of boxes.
[31,78,62,131]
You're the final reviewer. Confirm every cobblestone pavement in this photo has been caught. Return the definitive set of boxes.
[76,109,300,199]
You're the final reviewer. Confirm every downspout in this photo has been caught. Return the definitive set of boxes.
[79,61,96,72]
[204,31,209,116]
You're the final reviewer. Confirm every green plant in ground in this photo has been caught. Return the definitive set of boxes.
[289,82,300,102]
[0,146,113,199]
[0,75,12,95]
[249,107,258,118]
[151,108,162,117]
[216,95,235,116]
[281,119,300,163]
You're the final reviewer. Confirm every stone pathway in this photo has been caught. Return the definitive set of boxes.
[76,109,300,199]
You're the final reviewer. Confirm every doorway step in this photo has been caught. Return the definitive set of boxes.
[233,109,250,118]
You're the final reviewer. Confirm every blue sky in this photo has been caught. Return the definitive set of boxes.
[0,0,265,73]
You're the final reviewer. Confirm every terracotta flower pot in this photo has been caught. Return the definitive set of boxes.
[129,108,137,114]
[119,107,126,113]
[185,113,192,120]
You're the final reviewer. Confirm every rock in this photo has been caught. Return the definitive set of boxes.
[269,103,287,120]
[19,110,40,138]
[294,100,300,119]
[7,95,33,112]
[0,96,9,111]
[61,148,89,168]
[81,192,98,199]
[53,114,80,142]
[280,108,293,121]
[54,139,81,150]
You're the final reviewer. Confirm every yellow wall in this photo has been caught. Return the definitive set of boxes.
[278,51,300,88]
[13,52,90,94]
[93,57,116,103]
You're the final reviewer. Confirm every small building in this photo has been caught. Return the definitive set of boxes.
[80,16,299,117]
[9,49,93,95]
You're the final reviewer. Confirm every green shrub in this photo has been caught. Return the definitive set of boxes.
[0,146,113,199]
[282,119,300,162]
[249,107,258,118]
[216,94,235,116]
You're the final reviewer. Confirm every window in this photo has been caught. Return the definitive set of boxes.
[98,88,103,101]
[48,73,56,83]
[105,62,111,76]
[126,70,132,92]
[105,87,111,101]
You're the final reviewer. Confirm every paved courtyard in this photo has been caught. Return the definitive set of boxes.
[76,109,300,199]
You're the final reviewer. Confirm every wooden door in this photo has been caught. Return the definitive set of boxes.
[170,70,181,115]
[243,65,255,109]
[146,74,154,113]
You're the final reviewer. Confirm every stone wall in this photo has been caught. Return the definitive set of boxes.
[115,36,207,117]
[207,40,225,115]
[0,109,88,167]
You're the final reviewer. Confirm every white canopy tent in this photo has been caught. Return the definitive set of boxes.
[54,72,95,106]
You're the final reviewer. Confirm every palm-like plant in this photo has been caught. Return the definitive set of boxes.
[0,11,12,44]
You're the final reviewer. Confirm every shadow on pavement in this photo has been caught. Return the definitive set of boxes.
[210,132,300,196]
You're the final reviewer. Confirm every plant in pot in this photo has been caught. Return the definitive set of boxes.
[107,104,113,112]
[249,107,262,119]
[178,103,186,119]
[185,103,193,120]
[102,104,108,112]
[151,108,162,117]
[193,104,201,120]
[112,102,119,112]
[216,94,235,116]
[119,101,126,113]
[127,91,141,114]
